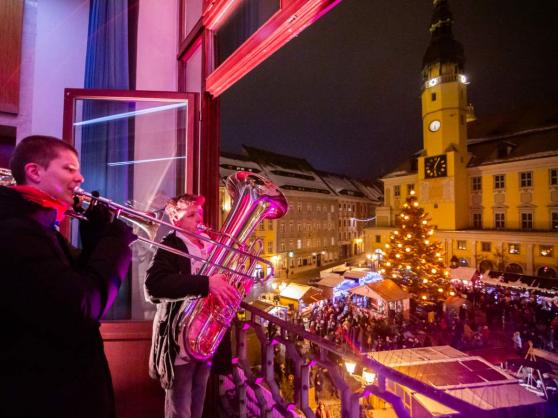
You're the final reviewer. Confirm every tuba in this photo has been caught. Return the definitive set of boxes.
[176,171,288,361]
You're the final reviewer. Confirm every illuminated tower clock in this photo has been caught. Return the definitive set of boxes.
[418,0,470,229]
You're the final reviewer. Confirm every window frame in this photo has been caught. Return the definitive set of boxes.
[494,174,505,190]
[471,176,482,192]
[519,171,533,188]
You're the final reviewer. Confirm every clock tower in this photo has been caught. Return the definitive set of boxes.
[418,0,469,230]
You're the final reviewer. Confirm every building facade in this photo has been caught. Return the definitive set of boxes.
[365,0,558,279]
[219,147,382,279]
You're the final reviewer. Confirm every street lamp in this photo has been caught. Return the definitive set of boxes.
[344,361,356,374]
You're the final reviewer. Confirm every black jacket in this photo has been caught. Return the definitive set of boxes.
[0,186,132,418]
[144,232,210,389]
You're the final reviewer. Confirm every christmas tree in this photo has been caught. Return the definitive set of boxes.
[379,191,450,299]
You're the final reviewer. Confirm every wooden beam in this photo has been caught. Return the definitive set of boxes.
[0,0,24,114]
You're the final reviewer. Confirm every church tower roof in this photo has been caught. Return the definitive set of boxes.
[422,0,465,71]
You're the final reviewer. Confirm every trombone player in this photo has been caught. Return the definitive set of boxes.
[145,193,238,418]
[0,135,135,418]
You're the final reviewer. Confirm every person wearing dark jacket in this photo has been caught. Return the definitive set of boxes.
[145,193,237,418]
[0,135,135,418]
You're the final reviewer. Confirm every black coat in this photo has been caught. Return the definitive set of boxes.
[0,186,132,418]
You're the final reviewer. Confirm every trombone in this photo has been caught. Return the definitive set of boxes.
[71,188,275,282]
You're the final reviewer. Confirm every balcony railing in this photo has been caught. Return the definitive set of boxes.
[225,302,499,418]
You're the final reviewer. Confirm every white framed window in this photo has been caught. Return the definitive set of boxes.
[521,212,533,230]
[495,212,505,229]
[508,243,520,255]
[540,245,553,257]
[473,213,482,229]
[394,185,401,197]
[550,168,557,186]
[519,171,532,188]
[457,240,467,250]
[494,174,505,190]
[471,176,482,191]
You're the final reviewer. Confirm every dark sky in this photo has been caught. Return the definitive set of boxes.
[220,0,558,180]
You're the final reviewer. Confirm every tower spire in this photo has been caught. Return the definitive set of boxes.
[422,0,464,76]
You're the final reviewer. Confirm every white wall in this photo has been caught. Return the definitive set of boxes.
[30,0,89,139]
[136,0,178,91]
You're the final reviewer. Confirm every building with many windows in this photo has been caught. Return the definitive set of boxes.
[365,0,558,279]
[219,147,382,278]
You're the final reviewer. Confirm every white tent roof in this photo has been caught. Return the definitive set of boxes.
[343,270,369,279]
[317,275,345,288]
[280,283,312,300]
[449,267,478,280]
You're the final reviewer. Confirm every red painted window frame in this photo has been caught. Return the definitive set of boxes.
[197,0,342,97]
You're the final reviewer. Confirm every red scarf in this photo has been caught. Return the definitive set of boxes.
[11,185,69,223]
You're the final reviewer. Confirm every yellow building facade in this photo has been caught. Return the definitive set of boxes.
[219,148,382,279]
[365,0,558,279]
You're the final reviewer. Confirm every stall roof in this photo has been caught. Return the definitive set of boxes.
[280,283,311,300]
[343,270,369,279]
[367,279,409,302]
[369,346,544,411]
[349,284,377,298]
[317,275,346,288]
[280,283,325,304]
[449,267,478,281]
[250,300,277,312]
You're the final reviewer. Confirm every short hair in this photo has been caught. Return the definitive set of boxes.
[165,193,205,221]
[9,135,78,185]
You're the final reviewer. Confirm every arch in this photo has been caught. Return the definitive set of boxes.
[505,263,523,274]
[478,260,493,273]
[538,266,557,278]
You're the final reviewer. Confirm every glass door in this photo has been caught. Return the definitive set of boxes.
[63,89,197,320]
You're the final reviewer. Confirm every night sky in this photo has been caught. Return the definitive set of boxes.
[220,0,558,180]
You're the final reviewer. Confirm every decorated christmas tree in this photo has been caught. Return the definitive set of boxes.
[379,191,450,299]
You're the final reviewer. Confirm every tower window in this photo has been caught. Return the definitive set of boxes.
[431,92,437,101]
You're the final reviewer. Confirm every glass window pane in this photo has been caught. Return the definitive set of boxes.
[215,0,280,66]
[72,97,191,320]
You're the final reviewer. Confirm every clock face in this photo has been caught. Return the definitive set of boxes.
[428,120,441,132]
[424,154,447,178]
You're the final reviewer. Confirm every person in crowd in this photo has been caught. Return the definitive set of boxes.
[0,135,135,418]
[144,193,238,418]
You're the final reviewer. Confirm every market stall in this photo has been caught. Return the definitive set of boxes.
[349,279,410,319]
[278,283,326,312]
